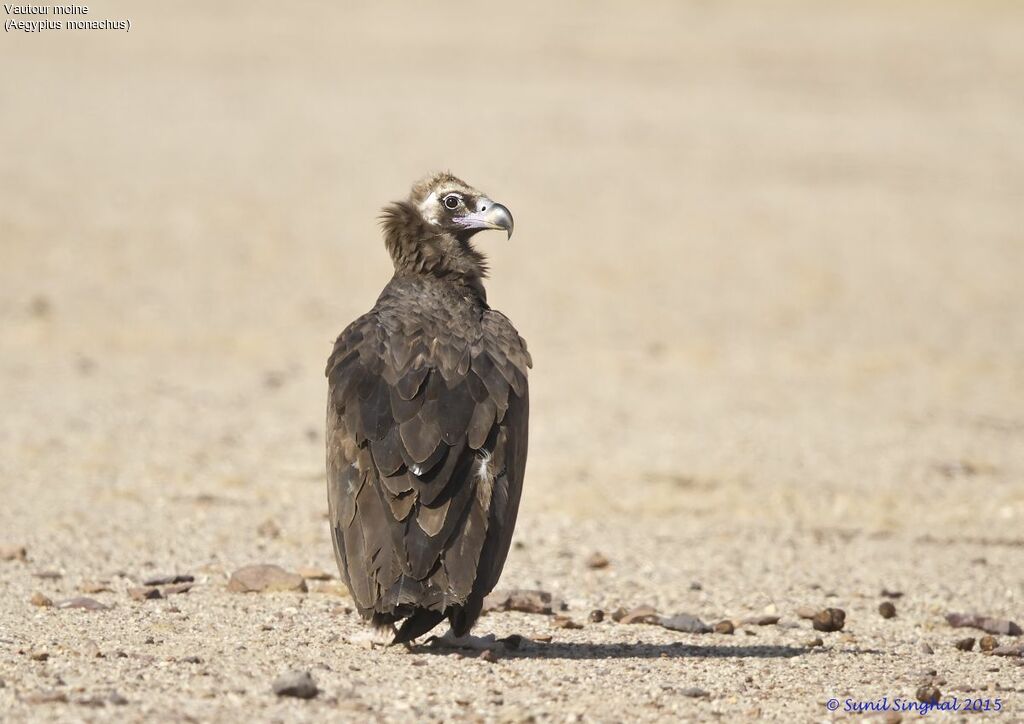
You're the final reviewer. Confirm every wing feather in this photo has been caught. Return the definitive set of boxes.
[327,296,530,631]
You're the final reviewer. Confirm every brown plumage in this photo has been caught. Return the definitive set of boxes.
[326,173,530,644]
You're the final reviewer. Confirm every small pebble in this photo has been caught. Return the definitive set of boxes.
[679,687,710,698]
[272,670,318,699]
[585,552,610,569]
[915,684,941,704]
[228,564,307,594]
[76,695,106,708]
[918,642,934,655]
[142,574,194,586]
[0,545,28,561]
[990,644,1024,657]
[796,606,818,619]
[812,608,846,632]
[79,581,112,594]
[619,606,659,625]
[979,635,998,652]
[658,612,711,633]
[483,589,562,615]
[588,610,604,623]
[713,620,735,635]
[878,601,897,619]
[954,637,976,652]
[804,637,824,648]
[56,597,110,611]
[30,592,53,607]
[129,587,163,601]
[552,615,582,630]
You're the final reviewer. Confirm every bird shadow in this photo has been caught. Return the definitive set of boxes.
[412,638,815,661]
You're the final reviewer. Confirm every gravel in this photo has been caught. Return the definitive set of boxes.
[3,3,1023,722]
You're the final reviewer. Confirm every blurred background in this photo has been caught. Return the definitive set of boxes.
[2,0,1022,562]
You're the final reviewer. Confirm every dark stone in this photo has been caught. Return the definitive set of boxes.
[679,687,710,698]
[129,587,162,601]
[811,608,845,632]
[954,637,976,651]
[713,620,735,635]
[658,613,711,634]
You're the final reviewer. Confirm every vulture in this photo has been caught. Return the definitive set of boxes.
[325,173,531,645]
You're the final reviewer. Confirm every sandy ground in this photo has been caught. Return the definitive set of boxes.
[2,1,1023,721]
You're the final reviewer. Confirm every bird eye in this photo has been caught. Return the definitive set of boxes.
[443,195,460,210]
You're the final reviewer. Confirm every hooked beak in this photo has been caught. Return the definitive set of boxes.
[454,199,514,239]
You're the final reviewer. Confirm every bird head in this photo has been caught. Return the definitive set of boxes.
[409,172,514,241]
[380,173,513,292]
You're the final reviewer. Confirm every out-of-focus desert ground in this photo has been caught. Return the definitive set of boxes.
[1,1,1022,721]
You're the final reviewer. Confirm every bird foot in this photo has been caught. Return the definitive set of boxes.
[425,629,499,652]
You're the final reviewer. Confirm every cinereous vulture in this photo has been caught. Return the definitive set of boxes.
[326,173,530,645]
